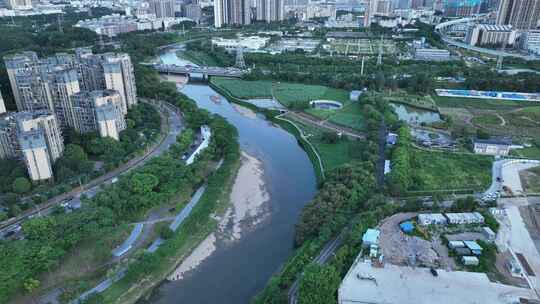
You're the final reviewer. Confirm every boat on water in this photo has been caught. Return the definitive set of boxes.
[210,95,222,103]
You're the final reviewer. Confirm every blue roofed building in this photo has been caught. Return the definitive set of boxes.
[400,221,414,233]
[464,240,483,255]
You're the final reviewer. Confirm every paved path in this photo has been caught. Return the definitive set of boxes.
[484,159,540,197]
[288,233,344,304]
[72,182,209,303]
[112,223,144,257]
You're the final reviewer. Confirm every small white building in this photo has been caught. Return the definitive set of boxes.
[350,90,363,101]
[462,256,479,266]
[445,212,485,225]
[386,132,398,145]
[482,226,496,241]
[417,213,447,226]
[414,48,451,61]
[449,240,465,249]
[186,125,211,165]
[473,138,512,156]
[384,160,391,175]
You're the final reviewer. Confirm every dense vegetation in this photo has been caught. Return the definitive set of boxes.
[0,102,161,220]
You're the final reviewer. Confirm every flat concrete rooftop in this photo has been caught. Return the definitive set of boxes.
[339,261,537,304]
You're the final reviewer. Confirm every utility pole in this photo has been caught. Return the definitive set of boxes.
[377,35,383,66]
[57,13,63,33]
[496,39,507,70]
[235,47,246,69]
[99,34,105,50]
[361,56,365,76]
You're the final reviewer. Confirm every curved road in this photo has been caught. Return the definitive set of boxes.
[0,100,183,236]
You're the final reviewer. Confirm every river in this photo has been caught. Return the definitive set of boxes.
[146,49,317,303]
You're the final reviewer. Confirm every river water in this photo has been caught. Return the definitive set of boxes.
[147,50,317,303]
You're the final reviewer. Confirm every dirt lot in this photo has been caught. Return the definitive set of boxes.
[378,213,440,267]
[520,201,540,258]
[520,169,540,193]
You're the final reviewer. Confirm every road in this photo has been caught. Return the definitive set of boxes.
[376,121,387,189]
[0,100,183,237]
[441,36,537,60]
[288,233,344,304]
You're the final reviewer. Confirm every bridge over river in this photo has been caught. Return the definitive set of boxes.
[150,63,246,80]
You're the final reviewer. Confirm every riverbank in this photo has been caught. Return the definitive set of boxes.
[167,152,269,281]
[209,80,324,184]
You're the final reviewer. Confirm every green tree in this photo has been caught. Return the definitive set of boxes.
[298,264,340,304]
[129,173,159,194]
[12,177,31,194]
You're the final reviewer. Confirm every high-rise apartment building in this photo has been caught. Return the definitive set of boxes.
[101,53,137,114]
[214,0,251,27]
[0,114,17,160]
[0,90,6,114]
[4,49,136,128]
[72,90,126,140]
[14,110,64,162]
[148,0,176,18]
[4,51,39,111]
[19,131,53,181]
[496,0,540,30]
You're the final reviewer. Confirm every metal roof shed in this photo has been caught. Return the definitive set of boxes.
[362,229,380,247]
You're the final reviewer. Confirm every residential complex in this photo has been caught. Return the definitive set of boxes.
[496,0,540,30]
[2,49,136,180]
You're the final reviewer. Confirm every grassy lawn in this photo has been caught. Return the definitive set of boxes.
[510,146,540,159]
[212,77,365,130]
[378,91,438,111]
[12,225,133,304]
[211,78,273,99]
[410,149,492,191]
[305,101,365,131]
[210,77,350,107]
[433,96,539,110]
[471,113,502,125]
[287,116,365,171]
[505,106,540,128]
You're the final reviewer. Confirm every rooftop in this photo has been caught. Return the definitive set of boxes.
[362,229,380,244]
[339,261,536,304]
[474,138,512,146]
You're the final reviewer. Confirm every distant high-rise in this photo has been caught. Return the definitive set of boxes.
[214,0,251,27]
[6,0,32,10]
[496,0,540,30]
[364,0,377,27]
[148,0,176,18]
[256,0,283,21]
